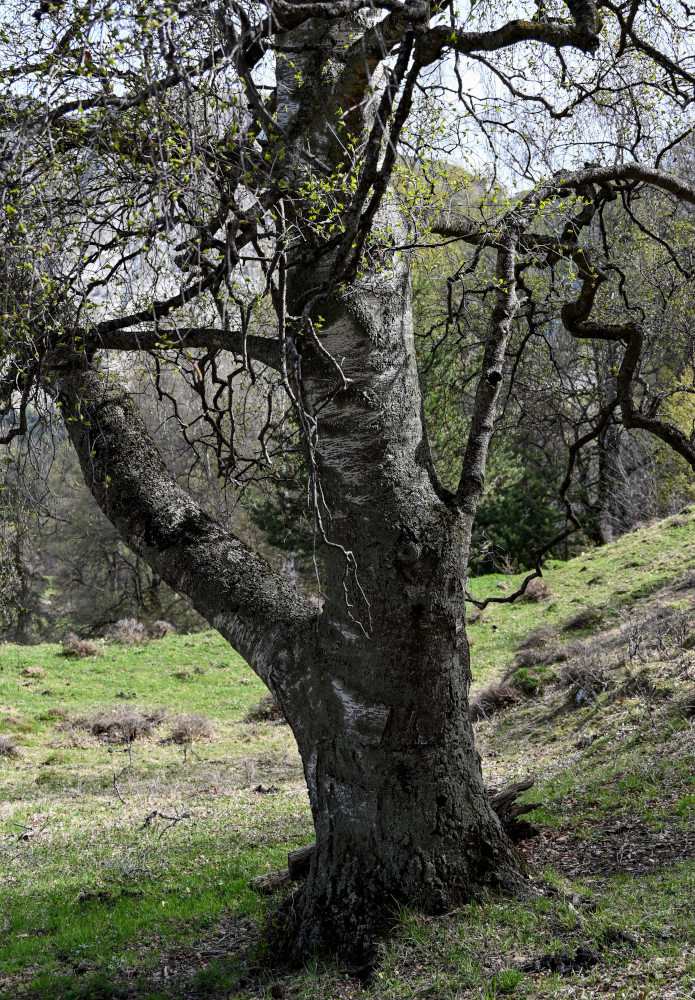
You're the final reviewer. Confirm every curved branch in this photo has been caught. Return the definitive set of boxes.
[55,365,316,697]
[419,0,601,64]
[560,252,695,470]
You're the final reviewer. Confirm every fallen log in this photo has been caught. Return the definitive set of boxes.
[247,868,291,895]
[288,843,315,880]
[248,779,539,893]
[487,778,541,842]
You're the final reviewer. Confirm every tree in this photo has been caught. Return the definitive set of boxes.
[3,0,695,957]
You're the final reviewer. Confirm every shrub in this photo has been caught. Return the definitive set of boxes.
[560,658,607,695]
[680,687,695,717]
[470,683,520,721]
[515,643,567,669]
[167,713,215,744]
[518,577,553,602]
[0,735,21,758]
[510,667,540,695]
[62,633,101,658]
[515,647,549,668]
[87,708,154,743]
[150,620,175,638]
[246,693,286,723]
[105,618,148,644]
[511,665,557,695]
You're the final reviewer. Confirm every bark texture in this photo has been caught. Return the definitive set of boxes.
[53,11,524,959]
[278,244,521,956]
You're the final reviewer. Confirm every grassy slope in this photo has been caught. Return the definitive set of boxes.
[1,510,695,999]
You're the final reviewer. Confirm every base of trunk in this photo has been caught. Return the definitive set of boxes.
[279,820,524,962]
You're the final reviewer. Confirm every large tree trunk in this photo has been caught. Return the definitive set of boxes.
[55,242,521,956]
[273,245,521,955]
[53,12,522,959]
[293,619,521,956]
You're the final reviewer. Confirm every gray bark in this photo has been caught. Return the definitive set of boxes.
[276,234,521,955]
[53,11,523,959]
[55,238,522,956]
[55,369,316,710]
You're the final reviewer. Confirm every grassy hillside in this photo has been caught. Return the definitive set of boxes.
[1,510,695,999]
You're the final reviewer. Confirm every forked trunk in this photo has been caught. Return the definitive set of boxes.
[57,243,522,960]
[280,255,521,956]
[55,13,523,958]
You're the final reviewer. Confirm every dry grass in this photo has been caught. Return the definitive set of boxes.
[41,707,68,721]
[562,607,603,630]
[21,665,45,677]
[150,620,175,638]
[166,712,215,744]
[245,693,286,724]
[1,711,31,730]
[518,577,553,602]
[61,633,101,658]
[0,734,21,758]
[469,683,521,722]
[105,618,149,645]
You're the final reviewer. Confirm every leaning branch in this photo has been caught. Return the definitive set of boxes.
[55,364,316,697]
[94,327,282,372]
[419,0,601,65]
[457,235,520,514]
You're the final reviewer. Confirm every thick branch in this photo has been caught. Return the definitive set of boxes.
[457,237,519,513]
[419,1,601,64]
[432,165,695,252]
[94,327,282,371]
[55,365,316,696]
[560,261,695,471]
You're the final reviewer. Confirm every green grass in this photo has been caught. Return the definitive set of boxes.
[466,504,695,687]
[2,508,695,997]
[0,633,311,997]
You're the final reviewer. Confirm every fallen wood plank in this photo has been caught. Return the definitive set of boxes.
[247,869,291,895]
[288,843,315,880]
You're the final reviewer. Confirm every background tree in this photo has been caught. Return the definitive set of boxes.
[3,0,695,957]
